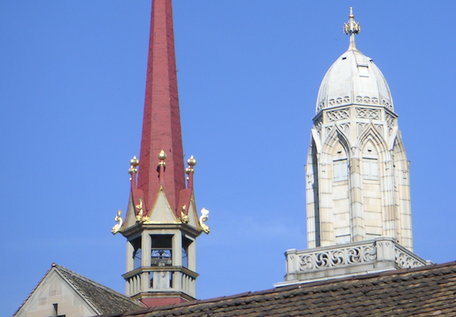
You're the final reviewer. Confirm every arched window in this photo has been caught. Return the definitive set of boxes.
[362,141,379,180]
[333,142,348,181]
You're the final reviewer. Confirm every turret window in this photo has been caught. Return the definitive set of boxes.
[131,237,142,269]
[182,237,192,268]
[151,235,172,267]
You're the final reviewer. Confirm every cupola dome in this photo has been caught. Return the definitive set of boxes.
[315,10,393,114]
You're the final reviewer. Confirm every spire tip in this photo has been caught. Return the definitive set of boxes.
[343,7,360,49]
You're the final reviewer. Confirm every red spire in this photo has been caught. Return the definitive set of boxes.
[137,0,185,216]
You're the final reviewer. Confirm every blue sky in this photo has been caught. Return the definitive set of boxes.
[2,1,456,315]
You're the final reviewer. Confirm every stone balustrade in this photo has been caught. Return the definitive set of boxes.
[282,237,428,284]
[124,268,197,298]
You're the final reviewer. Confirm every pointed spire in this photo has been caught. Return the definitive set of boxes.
[137,0,185,216]
[343,7,361,49]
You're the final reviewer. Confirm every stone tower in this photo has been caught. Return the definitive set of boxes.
[306,8,412,250]
[112,0,209,307]
[279,8,427,285]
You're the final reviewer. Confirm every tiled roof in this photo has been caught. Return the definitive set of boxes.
[104,261,456,317]
[53,264,144,315]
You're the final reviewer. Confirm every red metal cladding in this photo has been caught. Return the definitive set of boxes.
[138,0,185,216]
[140,296,187,308]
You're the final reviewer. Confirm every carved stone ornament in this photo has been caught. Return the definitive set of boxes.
[111,210,123,235]
[179,205,189,224]
[327,108,350,122]
[356,107,379,120]
[199,208,210,234]
[135,198,149,223]
[299,244,377,271]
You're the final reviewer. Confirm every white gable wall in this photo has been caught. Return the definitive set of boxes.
[15,270,97,317]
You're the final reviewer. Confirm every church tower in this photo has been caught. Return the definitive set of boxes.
[279,8,428,285]
[112,0,209,307]
[306,8,412,250]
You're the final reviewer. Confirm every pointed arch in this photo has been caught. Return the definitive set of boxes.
[316,125,352,246]
[355,121,389,161]
[321,125,351,163]
[391,130,413,250]
[357,122,397,240]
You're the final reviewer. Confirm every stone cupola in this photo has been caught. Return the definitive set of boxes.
[306,8,411,250]
[278,8,428,286]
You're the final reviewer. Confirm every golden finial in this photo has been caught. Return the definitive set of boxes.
[186,155,196,175]
[158,150,167,160]
[344,7,360,35]
[343,7,360,49]
[187,155,197,167]
[130,156,139,167]
[129,156,139,175]
[158,150,167,166]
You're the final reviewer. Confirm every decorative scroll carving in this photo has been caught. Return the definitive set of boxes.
[111,210,123,235]
[298,244,377,271]
[394,246,425,269]
[199,208,210,234]
[356,107,379,120]
[317,101,325,112]
[371,97,378,104]
[327,108,350,121]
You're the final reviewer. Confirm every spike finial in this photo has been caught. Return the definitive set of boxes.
[343,7,360,49]
[129,156,139,175]
[158,150,167,166]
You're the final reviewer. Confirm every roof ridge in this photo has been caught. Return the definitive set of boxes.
[53,264,142,309]
[119,261,456,316]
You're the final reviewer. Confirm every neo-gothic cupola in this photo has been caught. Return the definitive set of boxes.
[306,7,412,250]
[315,9,393,114]
[278,8,428,287]
[316,48,393,113]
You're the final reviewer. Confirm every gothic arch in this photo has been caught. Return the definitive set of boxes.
[355,122,389,162]
[357,122,398,240]
[321,125,351,164]
[391,130,413,249]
